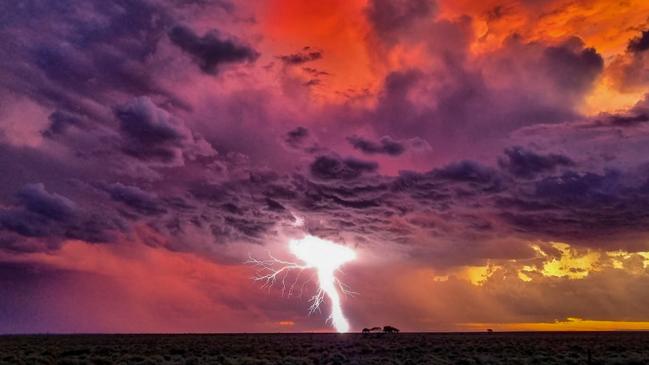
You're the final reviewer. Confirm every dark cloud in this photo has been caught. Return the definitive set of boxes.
[265,198,286,212]
[168,24,259,74]
[173,0,234,13]
[498,146,574,178]
[107,142,639,255]
[42,110,89,138]
[304,79,321,87]
[284,126,310,150]
[302,67,330,77]
[540,40,604,97]
[181,177,294,245]
[103,183,166,216]
[347,135,405,156]
[0,183,120,245]
[498,170,649,246]
[369,69,429,137]
[589,94,649,127]
[278,47,323,65]
[3,137,649,262]
[598,113,649,127]
[114,96,214,164]
[606,31,649,92]
[16,183,78,222]
[628,30,649,54]
[431,160,500,186]
[0,0,180,122]
[486,5,506,21]
[310,155,379,181]
[271,150,649,251]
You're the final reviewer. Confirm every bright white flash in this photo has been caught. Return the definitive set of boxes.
[249,235,357,333]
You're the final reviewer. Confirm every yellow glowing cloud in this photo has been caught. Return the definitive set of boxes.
[582,82,645,115]
[424,263,505,286]
[526,242,600,279]
[460,264,501,286]
[540,243,600,279]
[516,243,649,282]
[420,242,649,287]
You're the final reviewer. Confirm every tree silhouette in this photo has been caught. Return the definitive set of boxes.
[383,325,400,333]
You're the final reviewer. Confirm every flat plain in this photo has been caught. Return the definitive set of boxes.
[0,332,648,364]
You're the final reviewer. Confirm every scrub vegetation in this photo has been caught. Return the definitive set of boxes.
[1,332,648,364]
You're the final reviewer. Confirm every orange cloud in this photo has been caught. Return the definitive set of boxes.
[439,0,649,56]
[258,0,378,99]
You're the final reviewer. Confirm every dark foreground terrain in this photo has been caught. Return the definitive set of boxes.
[0,332,648,365]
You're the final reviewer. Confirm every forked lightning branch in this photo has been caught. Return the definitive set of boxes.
[248,235,357,333]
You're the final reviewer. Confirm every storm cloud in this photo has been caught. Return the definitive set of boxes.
[347,135,406,156]
[168,24,259,74]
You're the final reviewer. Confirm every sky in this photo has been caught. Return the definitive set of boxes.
[1,0,649,333]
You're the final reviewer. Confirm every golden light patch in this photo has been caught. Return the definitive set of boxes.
[582,81,645,115]
[432,274,450,282]
[409,242,649,287]
[278,320,295,327]
[516,243,649,282]
[641,252,649,265]
[541,243,600,279]
[408,265,497,286]
[517,266,535,282]
[461,317,649,332]
[462,265,491,285]
[458,264,502,286]
[606,250,649,270]
[519,242,601,280]
[529,244,548,257]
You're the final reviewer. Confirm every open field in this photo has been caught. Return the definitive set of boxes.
[1,332,648,364]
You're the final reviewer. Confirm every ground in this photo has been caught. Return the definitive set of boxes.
[0,332,648,364]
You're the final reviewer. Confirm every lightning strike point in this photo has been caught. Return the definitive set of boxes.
[289,236,356,333]
[248,234,357,333]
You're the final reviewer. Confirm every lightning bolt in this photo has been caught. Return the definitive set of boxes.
[248,235,357,333]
